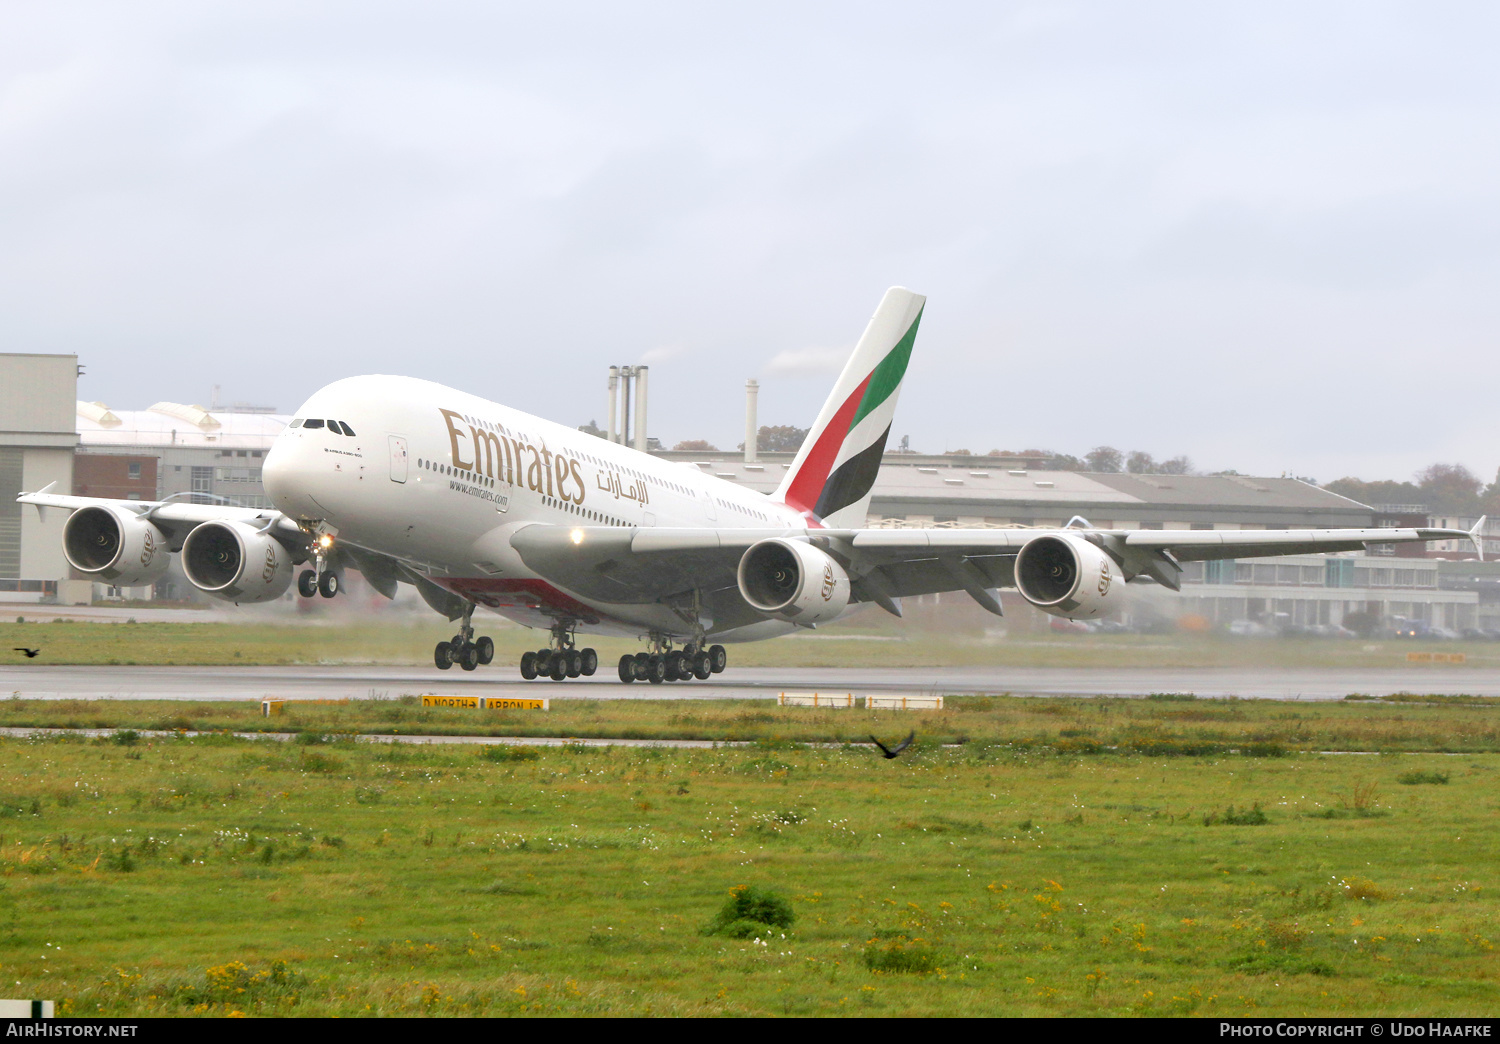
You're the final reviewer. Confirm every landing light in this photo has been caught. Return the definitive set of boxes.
[570,529,584,545]
[318,534,334,548]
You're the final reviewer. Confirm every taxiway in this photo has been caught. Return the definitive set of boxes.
[3,664,1498,701]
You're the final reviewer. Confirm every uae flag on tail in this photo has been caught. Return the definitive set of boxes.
[774,287,925,529]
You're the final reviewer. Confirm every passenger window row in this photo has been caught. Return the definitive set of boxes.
[291,418,357,436]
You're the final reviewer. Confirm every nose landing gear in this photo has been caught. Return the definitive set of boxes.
[297,568,340,598]
[296,528,343,600]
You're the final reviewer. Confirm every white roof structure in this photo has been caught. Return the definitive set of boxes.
[74,401,289,451]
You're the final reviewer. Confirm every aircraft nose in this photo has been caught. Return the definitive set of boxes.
[263,431,320,517]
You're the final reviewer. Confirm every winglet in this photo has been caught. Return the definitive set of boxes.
[24,481,57,522]
[1470,516,1488,562]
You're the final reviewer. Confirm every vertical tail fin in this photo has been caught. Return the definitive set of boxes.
[773,287,925,528]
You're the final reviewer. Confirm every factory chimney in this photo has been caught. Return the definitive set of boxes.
[744,379,759,463]
[607,367,619,444]
[606,365,650,449]
[633,366,649,452]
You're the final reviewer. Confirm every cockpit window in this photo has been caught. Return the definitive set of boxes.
[289,418,304,428]
[337,421,356,437]
[303,419,326,429]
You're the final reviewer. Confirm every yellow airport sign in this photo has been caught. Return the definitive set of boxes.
[420,694,548,710]
[1407,651,1466,664]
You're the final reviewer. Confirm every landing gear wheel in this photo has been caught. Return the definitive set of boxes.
[669,651,689,681]
[297,570,318,598]
[549,655,567,682]
[646,654,666,685]
[318,572,340,598]
[434,642,454,670]
[460,644,479,671]
[476,636,494,665]
[617,654,636,683]
[692,651,712,679]
[580,648,598,676]
[709,645,727,673]
[565,650,582,678]
[520,651,538,680]
[632,652,650,681]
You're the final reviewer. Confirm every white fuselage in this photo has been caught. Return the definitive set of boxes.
[262,375,809,639]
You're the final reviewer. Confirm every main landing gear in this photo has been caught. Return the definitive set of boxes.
[518,622,598,682]
[434,601,495,672]
[616,638,726,685]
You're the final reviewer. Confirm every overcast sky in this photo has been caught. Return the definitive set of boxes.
[3,2,1498,484]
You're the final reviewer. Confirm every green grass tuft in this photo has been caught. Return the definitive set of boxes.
[702,884,795,938]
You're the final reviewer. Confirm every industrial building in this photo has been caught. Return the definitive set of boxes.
[74,400,283,508]
[0,353,83,603]
[661,452,1378,531]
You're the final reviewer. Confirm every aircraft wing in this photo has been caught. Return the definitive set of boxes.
[17,488,304,546]
[508,522,1483,608]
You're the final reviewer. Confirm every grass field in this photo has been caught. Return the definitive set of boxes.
[0,702,1497,1017]
[3,617,1500,670]
[4,693,1500,754]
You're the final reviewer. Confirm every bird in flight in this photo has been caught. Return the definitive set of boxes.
[12,648,39,658]
[870,731,915,759]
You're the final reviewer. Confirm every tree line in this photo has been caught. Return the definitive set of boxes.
[1323,464,1500,517]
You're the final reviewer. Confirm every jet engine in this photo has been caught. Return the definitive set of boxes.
[737,538,851,625]
[181,521,294,603]
[62,506,172,587]
[1014,533,1122,619]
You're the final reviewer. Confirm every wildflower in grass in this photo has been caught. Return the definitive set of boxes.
[1085,967,1106,996]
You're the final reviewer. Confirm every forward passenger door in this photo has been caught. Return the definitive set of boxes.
[388,435,409,483]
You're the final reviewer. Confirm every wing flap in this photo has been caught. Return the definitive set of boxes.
[509,525,744,604]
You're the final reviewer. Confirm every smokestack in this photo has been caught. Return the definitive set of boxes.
[620,368,631,447]
[744,379,759,463]
[607,367,619,444]
[633,366,649,452]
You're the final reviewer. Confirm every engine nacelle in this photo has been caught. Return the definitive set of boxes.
[181,521,294,603]
[62,506,171,587]
[1014,533,1122,619]
[737,538,851,625]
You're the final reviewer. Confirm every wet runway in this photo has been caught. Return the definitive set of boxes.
[3,663,1498,701]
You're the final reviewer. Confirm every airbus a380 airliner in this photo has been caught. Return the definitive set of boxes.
[19,288,1486,683]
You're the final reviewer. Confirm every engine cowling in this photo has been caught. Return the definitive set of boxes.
[737,538,851,625]
[181,521,294,603]
[1014,533,1121,619]
[62,506,171,587]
